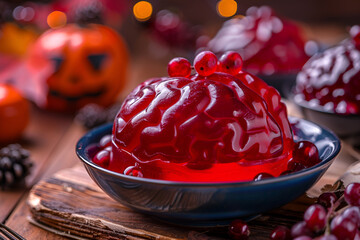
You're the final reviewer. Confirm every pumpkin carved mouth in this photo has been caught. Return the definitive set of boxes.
[49,86,107,102]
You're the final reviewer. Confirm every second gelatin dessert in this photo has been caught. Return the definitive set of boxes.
[208,6,309,76]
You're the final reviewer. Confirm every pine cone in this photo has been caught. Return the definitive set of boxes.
[0,144,33,189]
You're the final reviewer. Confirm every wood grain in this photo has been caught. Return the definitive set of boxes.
[25,165,320,240]
[0,107,73,222]
[28,166,192,240]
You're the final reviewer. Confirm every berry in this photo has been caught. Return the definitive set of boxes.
[292,141,320,168]
[330,215,357,240]
[253,172,274,181]
[270,226,291,240]
[168,57,192,78]
[86,144,101,159]
[217,51,243,75]
[342,206,360,227]
[228,219,250,240]
[303,204,327,232]
[124,166,143,177]
[317,192,337,209]
[93,149,110,168]
[291,221,313,238]
[193,51,217,76]
[99,134,112,149]
[287,159,306,172]
[344,183,360,206]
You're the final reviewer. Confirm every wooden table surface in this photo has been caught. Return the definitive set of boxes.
[1,28,359,239]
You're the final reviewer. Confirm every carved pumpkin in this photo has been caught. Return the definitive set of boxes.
[0,84,30,143]
[25,23,128,112]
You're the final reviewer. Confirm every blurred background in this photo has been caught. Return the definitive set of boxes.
[1,0,359,100]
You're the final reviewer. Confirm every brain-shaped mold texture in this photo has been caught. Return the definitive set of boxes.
[294,26,360,115]
[109,52,294,182]
[208,6,309,76]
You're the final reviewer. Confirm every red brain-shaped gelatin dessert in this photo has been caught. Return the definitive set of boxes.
[208,6,309,76]
[294,28,360,115]
[110,70,293,182]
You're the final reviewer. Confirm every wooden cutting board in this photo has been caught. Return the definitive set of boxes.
[27,165,325,240]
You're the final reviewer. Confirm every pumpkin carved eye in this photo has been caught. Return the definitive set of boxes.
[50,56,64,72]
[87,53,107,71]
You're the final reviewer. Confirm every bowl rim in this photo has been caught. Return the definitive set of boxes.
[76,117,341,187]
[291,93,360,118]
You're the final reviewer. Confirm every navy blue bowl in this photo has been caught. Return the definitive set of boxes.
[292,95,360,144]
[76,117,340,227]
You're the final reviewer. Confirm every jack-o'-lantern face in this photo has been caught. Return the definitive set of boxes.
[27,24,128,112]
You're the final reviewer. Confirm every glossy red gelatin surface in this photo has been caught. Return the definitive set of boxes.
[109,71,294,182]
[294,38,360,115]
[208,6,309,76]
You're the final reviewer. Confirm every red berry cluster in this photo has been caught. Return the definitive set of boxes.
[287,182,360,240]
[167,50,244,78]
[228,182,360,240]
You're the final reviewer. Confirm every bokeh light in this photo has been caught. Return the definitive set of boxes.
[47,11,67,29]
[217,0,237,18]
[13,6,35,22]
[133,1,153,22]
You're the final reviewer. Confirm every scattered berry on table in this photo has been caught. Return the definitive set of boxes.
[228,219,250,240]
[270,225,291,240]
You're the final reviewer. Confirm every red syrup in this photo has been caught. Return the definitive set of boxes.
[91,51,319,182]
[294,25,360,115]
